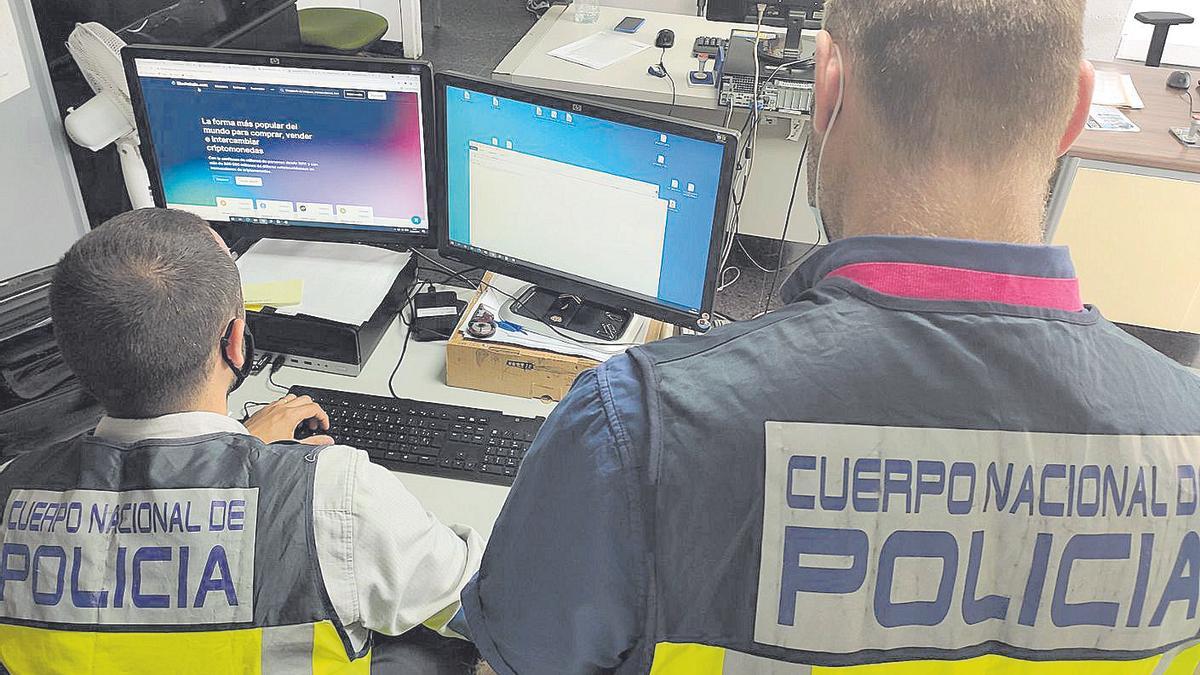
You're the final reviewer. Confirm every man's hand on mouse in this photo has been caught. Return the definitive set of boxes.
[244,394,333,446]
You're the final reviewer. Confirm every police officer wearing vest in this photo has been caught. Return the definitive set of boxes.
[461,0,1200,673]
[0,209,483,673]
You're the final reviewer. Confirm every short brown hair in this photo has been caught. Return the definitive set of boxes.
[824,0,1084,164]
[50,209,243,418]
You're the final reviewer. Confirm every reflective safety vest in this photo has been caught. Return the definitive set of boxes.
[0,433,373,674]
[620,241,1200,674]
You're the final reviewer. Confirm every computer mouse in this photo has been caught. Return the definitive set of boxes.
[294,418,328,441]
[655,29,675,49]
[1168,70,1192,90]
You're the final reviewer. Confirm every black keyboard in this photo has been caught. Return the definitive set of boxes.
[290,385,545,486]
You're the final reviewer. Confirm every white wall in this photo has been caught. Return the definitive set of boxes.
[1085,0,1135,61]
[1116,0,1200,67]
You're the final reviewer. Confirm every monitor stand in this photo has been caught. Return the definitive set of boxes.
[498,284,651,348]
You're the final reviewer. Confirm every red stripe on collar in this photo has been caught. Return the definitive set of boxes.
[827,262,1084,311]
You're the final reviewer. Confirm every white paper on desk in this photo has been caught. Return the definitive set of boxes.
[461,286,638,362]
[0,1,31,105]
[1092,72,1145,109]
[236,239,411,326]
[548,31,651,70]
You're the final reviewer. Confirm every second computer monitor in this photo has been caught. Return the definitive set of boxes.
[436,74,738,330]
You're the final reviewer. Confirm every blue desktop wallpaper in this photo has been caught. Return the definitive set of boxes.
[443,85,726,313]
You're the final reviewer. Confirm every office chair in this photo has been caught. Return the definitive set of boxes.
[1135,11,1194,67]
[298,7,389,53]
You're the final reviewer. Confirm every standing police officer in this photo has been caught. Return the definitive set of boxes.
[0,209,482,673]
[461,0,1200,673]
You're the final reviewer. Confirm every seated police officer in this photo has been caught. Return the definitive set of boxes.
[0,209,481,673]
[462,1,1200,673]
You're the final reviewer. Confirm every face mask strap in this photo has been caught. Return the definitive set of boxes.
[220,319,255,393]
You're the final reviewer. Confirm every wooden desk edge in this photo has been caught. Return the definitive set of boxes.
[1069,61,1200,175]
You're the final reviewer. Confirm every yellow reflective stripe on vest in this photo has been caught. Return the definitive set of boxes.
[649,642,1200,675]
[650,642,728,674]
[313,620,371,675]
[0,620,368,674]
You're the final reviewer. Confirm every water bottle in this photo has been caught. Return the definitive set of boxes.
[574,0,600,24]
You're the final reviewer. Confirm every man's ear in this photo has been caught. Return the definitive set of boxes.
[812,30,843,135]
[224,318,248,369]
[1058,60,1096,156]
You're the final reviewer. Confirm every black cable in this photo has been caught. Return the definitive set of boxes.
[387,281,434,398]
[717,107,762,292]
[660,48,676,117]
[410,249,484,291]
[240,400,270,421]
[265,354,288,393]
[760,131,812,314]
[266,371,287,393]
[417,264,483,289]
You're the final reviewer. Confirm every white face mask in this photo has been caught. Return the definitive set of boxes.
[810,43,845,239]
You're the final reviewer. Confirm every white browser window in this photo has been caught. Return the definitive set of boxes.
[466,142,669,298]
[134,58,422,92]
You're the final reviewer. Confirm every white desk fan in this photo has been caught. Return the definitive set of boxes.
[63,22,154,209]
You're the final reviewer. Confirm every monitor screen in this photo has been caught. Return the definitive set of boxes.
[129,53,431,239]
[440,81,733,320]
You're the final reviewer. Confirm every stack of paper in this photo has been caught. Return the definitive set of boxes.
[236,239,411,326]
[1092,71,1145,109]
[243,279,304,312]
[548,31,651,70]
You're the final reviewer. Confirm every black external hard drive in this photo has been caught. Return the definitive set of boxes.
[411,290,466,342]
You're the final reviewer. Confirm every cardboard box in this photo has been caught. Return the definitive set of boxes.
[446,275,674,401]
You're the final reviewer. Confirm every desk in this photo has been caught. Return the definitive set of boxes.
[1048,62,1200,333]
[226,284,556,539]
[494,5,824,246]
[1070,63,1200,174]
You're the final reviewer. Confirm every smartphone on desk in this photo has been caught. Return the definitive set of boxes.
[614,16,645,33]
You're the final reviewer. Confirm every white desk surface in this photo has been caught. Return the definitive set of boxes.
[493,5,822,245]
[226,284,557,540]
[494,5,786,110]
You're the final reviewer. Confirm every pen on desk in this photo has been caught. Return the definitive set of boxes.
[496,320,527,334]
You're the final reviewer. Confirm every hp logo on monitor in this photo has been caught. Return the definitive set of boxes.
[269,57,281,64]
[572,104,582,112]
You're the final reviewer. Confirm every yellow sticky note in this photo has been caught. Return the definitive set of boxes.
[242,280,303,309]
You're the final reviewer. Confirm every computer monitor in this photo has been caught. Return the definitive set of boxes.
[436,73,739,334]
[124,46,437,248]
